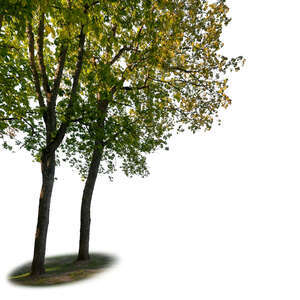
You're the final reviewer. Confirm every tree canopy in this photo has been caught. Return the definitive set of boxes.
[0,0,244,181]
[56,0,244,179]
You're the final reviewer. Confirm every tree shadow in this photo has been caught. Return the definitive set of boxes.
[8,252,116,287]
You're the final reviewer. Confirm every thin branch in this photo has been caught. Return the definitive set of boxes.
[0,117,36,136]
[0,117,17,121]
[90,1,100,7]
[148,76,181,91]
[110,46,130,66]
[37,13,51,96]
[134,25,143,48]
[23,118,36,136]
[109,24,144,66]
[110,85,117,97]
[167,66,200,73]
[0,43,20,52]
[122,84,149,91]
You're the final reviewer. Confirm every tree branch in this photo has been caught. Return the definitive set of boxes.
[122,84,149,91]
[26,22,46,117]
[121,73,150,91]
[48,25,86,152]
[110,46,130,66]
[89,1,100,8]
[167,66,200,73]
[50,45,68,105]
[109,25,144,66]
[0,15,3,32]
[37,13,51,96]
[0,117,36,136]
[0,117,17,121]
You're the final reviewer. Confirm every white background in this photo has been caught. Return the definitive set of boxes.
[1,0,300,299]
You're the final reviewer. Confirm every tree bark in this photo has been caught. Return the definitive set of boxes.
[77,141,103,261]
[77,94,108,261]
[26,15,86,276]
[30,149,56,276]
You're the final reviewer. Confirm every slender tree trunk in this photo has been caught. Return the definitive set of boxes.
[77,92,108,261]
[77,142,103,261]
[30,149,55,276]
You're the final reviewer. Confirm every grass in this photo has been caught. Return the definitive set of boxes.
[8,253,115,287]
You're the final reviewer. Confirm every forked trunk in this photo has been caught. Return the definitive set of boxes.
[30,150,55,276]
[77,142,103,261]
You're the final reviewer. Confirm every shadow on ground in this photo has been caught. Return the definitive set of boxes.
[8,253,116,287]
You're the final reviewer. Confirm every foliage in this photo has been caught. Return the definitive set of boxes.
[1,0,100,157]
[0,0,244,178]
[59,0,244,179]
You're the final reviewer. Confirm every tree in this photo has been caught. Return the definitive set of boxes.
[58,0,244,261]
[0,0,243,274]
[0,0,108,276]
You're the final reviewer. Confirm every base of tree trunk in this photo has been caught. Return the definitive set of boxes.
[76,253,90,262]
[30,270,45,277]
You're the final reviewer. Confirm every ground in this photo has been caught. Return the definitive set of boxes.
[8,253,115,286]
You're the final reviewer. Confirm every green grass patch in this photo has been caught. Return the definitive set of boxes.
[8,253,115,287]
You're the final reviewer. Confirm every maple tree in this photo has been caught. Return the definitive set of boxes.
[60,0,244,261]
[1,0,98,276]
[0,0,243,275]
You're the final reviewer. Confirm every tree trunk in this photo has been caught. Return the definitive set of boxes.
[77,142,103,261]
[30,149,55,276]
